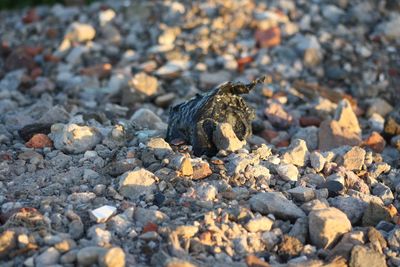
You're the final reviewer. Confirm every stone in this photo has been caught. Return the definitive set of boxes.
[372,183,394,205]
[54,239,76,253]
[278,235,303,260]
[309,207,352,249]
[264,102,293,129]
[324,173,346,197]
[250,192,306,220]
[130,108,167,130]
[174,225,199,238]
[328,196,367,224]
[282,139,309,167]
[255,26,281,48]
[146,138,172,158]
[388,228,400,250]
[366,98,393,117]
[288,217,308,244]
[99,247,125,267]
[288,186,315,202]
[276,163,299,181]
[383,111,400,137]
[179,157,193,176]
[36,247,60,266]
[349,245,387,267]
[363,132,386,153]
[244,216,274,233]
[362,201,394,226]
[292,126,319,151]
[90,205,117,223]
[99,9,116,26]
[165,258,197,267]
[310,151,326,172]
[213,123,246,152]
[65,22,96,42]
[368,227,387,253]
[77,246,106,266]
[341,147,366,171]
[245,254,271,267]
[192,160,213,180]
[25,133,53,148]
[195,183,218,201]
[134,207,169,225]
[123,72,158,105]
[0,230,16,259]
[319,99,362,151]
[118,168,157,200]
[50,123,102,154]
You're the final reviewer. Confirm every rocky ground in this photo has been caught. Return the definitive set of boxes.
[0,0,400,266]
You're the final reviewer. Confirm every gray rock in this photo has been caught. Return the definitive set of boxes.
[341,146,366,171]
[288,186,315,202]
[118,168,157,200]
[328,196,367,224]
[282,139,309,167]
[134,207,169,225]
[50,123,102,154]
[250,192,306,220]
[35,247,60,266]
[292,127,319,151]
[130,108,167,130]
[309,207,352,248]
[77,246,106,266]
[372,183,394,205]
[310,151,326,172]
[288,217,308,244]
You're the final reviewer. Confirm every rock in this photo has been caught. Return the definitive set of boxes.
[278,235,303,260]
[77,246,106,266]
[130,108,167,130]
[368,227,387,253]
[288,217,308,244]
[122,72,158,105]
[388,228,400,251]
[134,207,169,225]
[245,254,271,267]
[372,183,394,205]
[341,147,366,171]
[50,123,102,154]
[310,151,326,172]
[165,258,197,267]
[324,173,346,197]
[250,192,306,220]
[54,239,76,253]
[179,157,193,176]
[244,216,274,233]
[381,16,400,40]
[118,168,157,200]
[192,160,213,180]
[362,201,394,226]
[89,205,117,223]
[319,99,362,151]
[25,133,53,148]
[36,247,60,266]
[264,102,293,129]
[366,98,393,117]
[146,138,172,158]
[255,26,281,48]
[213,123,246,152]
[309,207,352,248]
[195,183,218,201]
[363,132,386,153]
[174,225,199,238]
[288,186,315,202]
[276,163,299,181]
[349,245,387,267]
[99,247,125,267]
[65,22,96,42]
[384,111,400,137]
[0,230,16,259]
[368,113,385,132]
[328,196,367,224]
[18,122,52,142]
[282,139,309,167]
[292,126,319,151]
[99,9,116,26]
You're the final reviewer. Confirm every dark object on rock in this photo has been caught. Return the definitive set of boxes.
[166,77,264,156]
[18,123,52,142]
[383,111,400,138]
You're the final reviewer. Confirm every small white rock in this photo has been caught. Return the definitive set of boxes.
[90,205,117,223]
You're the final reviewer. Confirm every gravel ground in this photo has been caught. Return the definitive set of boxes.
[0,1,400,267]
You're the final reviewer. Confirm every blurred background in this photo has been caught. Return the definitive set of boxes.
[0,0,95,10]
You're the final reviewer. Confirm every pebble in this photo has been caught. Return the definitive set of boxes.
[77,246,106,266]
[349,245,387,267]
[35,247,60,266]
[213,123,245,152]
[250,192,306,220]
[288,186,315,202]
[308,207,352,248]
[65,22,96,42]
[282,139,309,167]
[310,151,326,172]
[341,146,366,171]
[50,123,102,154]
[244,216,274,233]
[276,163,299,182]
[98,247,125,267]
[118,168,157,200]
[89,205,117,223]
[130,108,167,130]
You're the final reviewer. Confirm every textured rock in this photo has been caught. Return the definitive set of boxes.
[329,196,366,224]
[130,108,167,130]
[244,216,274,233]
[277,235,303,260]
[282,139,309,167]
[288,186,315,202]
[276,163,299,181]
[341,147,366,171]
[250,192,306,220]
[99,247,126,267]
[309,207,352,248]
[0,230,16,259]
[65,22,96,42]
[362,201,394,226]
[349,245,387,267]
[213,123,246,152]
[36,247,60,266]
[310,151,326,172]
[77,246,106,266]
[89,205,117,223]
[118,168,157,200]
[50,123,102,154]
